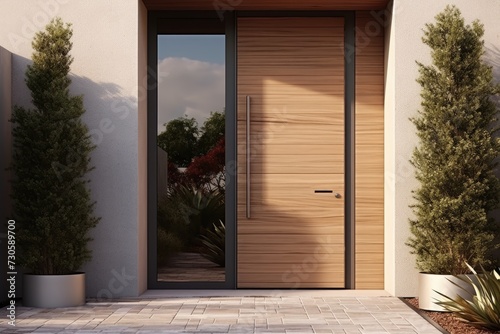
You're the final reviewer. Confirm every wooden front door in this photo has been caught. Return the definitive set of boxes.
[237,17,346,288]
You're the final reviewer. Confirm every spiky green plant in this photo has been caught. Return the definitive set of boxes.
[436,263,500,331]
[173,185,225,231]
[199,220,225,267]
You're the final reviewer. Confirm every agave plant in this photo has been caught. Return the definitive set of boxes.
[162,185,224,247]
[173,185,225,230]
[199,220,225,267]
[436,263,500,331]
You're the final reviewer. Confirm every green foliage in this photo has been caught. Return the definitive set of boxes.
[157,193,190,241]
[173,185,225,233]
[10,18,99,275]
[407,6,500,275]
[157,186,224,249]
[157,116,199,167]
[198,111,225,154]
[436,264,500,331]
[157,228,184,266]
[157,111,225,167]
[199,220,225,267]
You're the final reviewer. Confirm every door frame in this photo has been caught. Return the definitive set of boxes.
[147,10,236,289]
[147,10,355,289]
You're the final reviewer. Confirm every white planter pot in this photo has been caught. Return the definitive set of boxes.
[419,272,475,312]
[23,273,85,308]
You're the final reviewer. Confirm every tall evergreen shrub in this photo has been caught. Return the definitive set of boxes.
[407,6,500,275]
[11,18,99,275]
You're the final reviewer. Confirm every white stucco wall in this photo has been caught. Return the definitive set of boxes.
[387,0,500,296]
[383,0,397,296]
[0,0,147,297]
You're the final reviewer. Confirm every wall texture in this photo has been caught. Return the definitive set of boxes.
[0,46,12,305]
[383,0,397,296]
[387,0,500,296]
[0,0,147,297]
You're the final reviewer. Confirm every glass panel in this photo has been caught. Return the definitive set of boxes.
[156,35,225,282]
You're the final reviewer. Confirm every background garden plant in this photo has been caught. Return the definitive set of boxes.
[199,220,225,267]
[157,111,225,266]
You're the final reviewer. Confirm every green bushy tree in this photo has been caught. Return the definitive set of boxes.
[407,6,500,275]
[157,116,199,167]
[11,18,99,275]
[198,110,225,154]
[157,111,225,167]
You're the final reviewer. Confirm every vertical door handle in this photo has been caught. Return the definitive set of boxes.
[246,96,251,219]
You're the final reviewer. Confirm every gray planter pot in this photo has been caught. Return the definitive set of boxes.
[23,273,85,308]
[419,272,475,312]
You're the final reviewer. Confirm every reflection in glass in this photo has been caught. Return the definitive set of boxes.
[156,35,225,282]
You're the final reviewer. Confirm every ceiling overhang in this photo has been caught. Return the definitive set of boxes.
[142,0,390,11]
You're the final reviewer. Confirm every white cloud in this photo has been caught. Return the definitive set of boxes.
[157,57,225,133]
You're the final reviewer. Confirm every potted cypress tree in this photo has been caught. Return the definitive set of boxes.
[11,18,99,308]
[407,6,500,312]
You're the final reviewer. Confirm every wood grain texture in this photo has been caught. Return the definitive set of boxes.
[355,11,385,290]
[237,154,344,174]
[143,0,389,10]
[239,243,345,254]
[237,17,345,288]
[237,144,343,156]
[237,174,345,213]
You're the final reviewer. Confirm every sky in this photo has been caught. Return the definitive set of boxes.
[157,35,225,134]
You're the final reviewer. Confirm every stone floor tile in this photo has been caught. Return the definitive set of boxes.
[0,296,443,334]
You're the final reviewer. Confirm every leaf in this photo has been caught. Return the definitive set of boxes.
[198,220,225,267]
[436,263,500,331]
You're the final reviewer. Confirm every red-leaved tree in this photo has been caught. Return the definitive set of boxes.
[185,137,225,193]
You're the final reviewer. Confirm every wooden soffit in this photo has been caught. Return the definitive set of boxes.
[142,0,390,11]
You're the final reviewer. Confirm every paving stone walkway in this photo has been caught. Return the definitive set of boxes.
[0,296,441,334]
